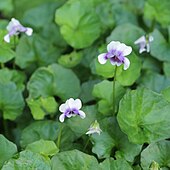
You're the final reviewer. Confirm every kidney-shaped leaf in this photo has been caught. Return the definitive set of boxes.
[27,64,81,100]
[117,88,170,144]
[27,96,58,120]
[99,158,133,170]
[51,149,99,170]
[20,120,59,147]
[0,82,25,120]
[55,0,101,49]
[150,29,170,62]
[0,135,17,168]
[141,140,170,169]
[2,150,51,170]
[26,139,59,157]
[144,0,170,27]
[116,52,142,86]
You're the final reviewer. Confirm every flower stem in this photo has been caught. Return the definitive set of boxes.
[83,137,90,151]
[57,125,63,149]
[1,63,5,68]
[113,66,117,115]
[150,19,155,32]
[13,36,17,69]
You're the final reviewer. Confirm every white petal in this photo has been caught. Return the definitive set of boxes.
[86,129,94,135]
[107,41,120,52]
[139,47,146,53]
[123,57,130,70]
[134,36,146,45]
[120,43,132,56]
[98,53,107,64]
[4,34,10,43]
[11,18,21,25]
[67,98,75,109]
[7,18,21,31]
[59,103,68,112]
[146,43,150,52]
[59,114,65,122]
[25,27,33,36]
[74,99,82,109]
[149,35,154,42]
[79,110,86,119]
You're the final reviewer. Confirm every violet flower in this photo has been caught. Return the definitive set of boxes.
[86,120,102,135]
[134,35,153,54]
[59,98,86,122]
[4,18,33,43]
[98,41,132,70]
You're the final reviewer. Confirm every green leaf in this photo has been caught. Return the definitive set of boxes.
[55,0,101,48]
[144,0,170,27]
[91,132,115,159]
[66,105,97,136]
[117,88,170,144]
[0,45,15,63]
[2,150,51,170]
[91,58,115,78]
[150,29,170,62]
[15,35,61,69]
[141,140,170,169]
[116,52,142,86]
[22,2,61,29]
[139,71,170,93]
[0,68,26,91]
[26,139,59,157]
[0,135,17,168]
[20,120,59,147]
[99,117,142,162]
[99,158,133,170]
[107,23,144,48]
[96,1,115,32]
[79,80,99,103]
[14,0,66,19]
[51,149,99,170]
[27,63,81,100]
[27,96,58,120]
[112,4,138,26]
[0,0,13,16]
[162,87,170,102]
[163,62,170,77]
[58,51,82,68]
[0,82,25,120]
[92,80,126,115]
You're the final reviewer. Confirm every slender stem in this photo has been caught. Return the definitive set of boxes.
[13,36,17,69]
[150,19,155,32]
[113,66,117,115]
[57,125,63,149]
[1,63,5,68]
[83,137,90,151]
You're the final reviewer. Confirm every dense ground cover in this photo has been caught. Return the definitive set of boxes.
[0,0,170,169]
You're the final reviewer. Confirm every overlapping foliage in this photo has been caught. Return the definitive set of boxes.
[0,0,170,169]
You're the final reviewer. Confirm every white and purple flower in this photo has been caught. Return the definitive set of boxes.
[86,120,102,135]
[59,98,86,122]
[4,18,33,43]
[134,35,153,54]
[98,41,132,70]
